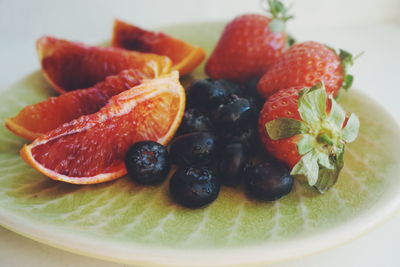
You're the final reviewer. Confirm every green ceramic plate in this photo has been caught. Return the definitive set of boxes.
[1,22,400,266]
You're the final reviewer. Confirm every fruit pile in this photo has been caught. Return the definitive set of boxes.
[5,0,360,209]
[169,78,295,207]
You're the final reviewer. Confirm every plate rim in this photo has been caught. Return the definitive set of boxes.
[1,187,399,266]
[1,21,400,266]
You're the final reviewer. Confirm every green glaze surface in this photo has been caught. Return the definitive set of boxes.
[0,22,399,252]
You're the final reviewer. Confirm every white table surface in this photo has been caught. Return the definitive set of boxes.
[1,0,399,266]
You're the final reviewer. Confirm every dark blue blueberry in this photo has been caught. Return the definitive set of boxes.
[240,78,265,112]
[244,161,294,201]
[178,108,213,135]
[217,143,250,186]
[125,141,170,185]
[246,94,264,114]
[216,79,243,97]
[242,78,260,97]
[187,79,244,108]
[169,166,220,208]
[219,125,259,152]
[170,132,217,166]
[211,96,256,130]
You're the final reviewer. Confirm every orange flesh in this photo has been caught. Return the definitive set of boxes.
[6,69,146,140]
[37,36,172,93]
[21,72,185,183]
[112,19,205,76]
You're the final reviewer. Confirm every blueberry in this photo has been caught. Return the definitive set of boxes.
[219,125,259,152]
[187,79,244,108]
[169,166,220,208]
[241,78,260,97]
[246,94,264,114]
[217,143,250,186]
[170,132,217,166]
[240,78,265,111]
[178,108,213,135]
[211,96,256,130]
[125,141,170,185]
[244,161,294,201]
[216,79,243,96]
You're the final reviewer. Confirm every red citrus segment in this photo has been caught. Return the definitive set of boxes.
[37,36,172,93]
[21,71,185,184]
[112,19,205,76]
[5,69,147,141]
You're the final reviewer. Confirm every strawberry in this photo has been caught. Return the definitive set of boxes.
[258,83,360,193]
[205,0,292,83]
[257,41,356,98]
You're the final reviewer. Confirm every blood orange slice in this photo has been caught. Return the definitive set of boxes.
[20,71,185,184]
[5,69,147,141]
[112,19,205,76]
[37,36,172,93]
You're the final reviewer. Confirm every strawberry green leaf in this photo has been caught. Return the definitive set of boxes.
[265,118,305,140]
[264,0,293,32]
[339,49,354,66]
[327,96,346,130]
[339,49,364,66]
[291,150,344,191]
[298,86,327,124]
[342,74,353,91]
[287,34,296,47]
[268,0,285,14]
[342,113,360,143]
[297,134,314,155]
[313,166,340,193]
[316,152,333,170]
[291,152,319,186]
[313,151,344,193]
[338,50,362,92]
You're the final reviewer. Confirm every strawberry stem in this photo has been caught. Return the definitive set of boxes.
[317,133,334,146]
[261,0,294,32]
[267,0,293,21]
[353,51,365,61]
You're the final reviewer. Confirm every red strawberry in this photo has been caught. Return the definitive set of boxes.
[258,83,359,193]
[257,41,356,98]
[205,0,292,83]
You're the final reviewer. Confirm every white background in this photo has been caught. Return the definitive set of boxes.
[1,0,400,266]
